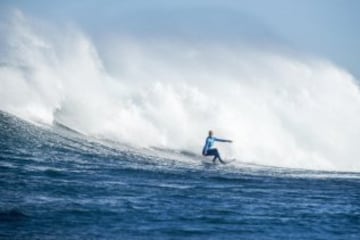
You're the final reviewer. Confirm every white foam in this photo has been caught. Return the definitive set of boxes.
[1,10,360,172]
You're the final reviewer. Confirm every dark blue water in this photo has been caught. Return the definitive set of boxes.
[1,111,359,239]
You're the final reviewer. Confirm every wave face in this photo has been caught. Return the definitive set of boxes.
[1,10,360,172]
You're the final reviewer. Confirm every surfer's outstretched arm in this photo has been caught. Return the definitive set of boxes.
[214,138,232,143]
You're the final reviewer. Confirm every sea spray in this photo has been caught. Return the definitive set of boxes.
[1,10,360,171]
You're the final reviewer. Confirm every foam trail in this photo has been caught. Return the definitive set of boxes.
[1,10,360,172]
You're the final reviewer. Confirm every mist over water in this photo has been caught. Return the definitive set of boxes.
[1,10,360,172]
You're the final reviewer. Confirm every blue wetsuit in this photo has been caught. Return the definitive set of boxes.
[202,137,229,163]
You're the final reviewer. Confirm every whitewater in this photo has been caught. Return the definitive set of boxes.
[1,11,360,172]
[1,10,360,239]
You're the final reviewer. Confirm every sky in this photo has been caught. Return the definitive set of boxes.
[1,0,359,77]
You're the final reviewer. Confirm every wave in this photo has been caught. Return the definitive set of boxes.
[0,208,28,222]
[1,10,360,172]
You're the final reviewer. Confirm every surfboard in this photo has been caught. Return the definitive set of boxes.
[201,159,236,166]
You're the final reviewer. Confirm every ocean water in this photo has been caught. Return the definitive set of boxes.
[1,8,360,239]
[1,111,359,239]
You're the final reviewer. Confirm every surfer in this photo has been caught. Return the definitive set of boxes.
[202,130,232,164]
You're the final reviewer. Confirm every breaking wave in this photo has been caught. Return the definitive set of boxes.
[1,10,360,172]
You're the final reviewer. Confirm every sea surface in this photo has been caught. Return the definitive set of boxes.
[1,111,359,239]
